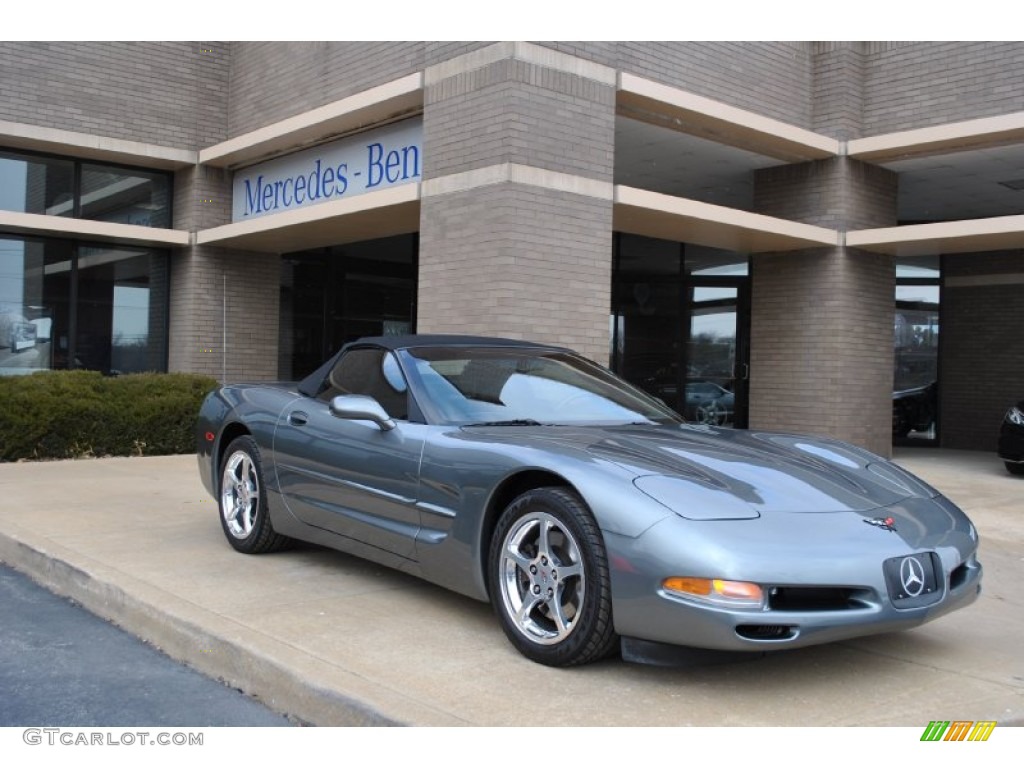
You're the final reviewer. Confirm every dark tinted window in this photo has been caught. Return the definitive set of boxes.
[318,348,408,419]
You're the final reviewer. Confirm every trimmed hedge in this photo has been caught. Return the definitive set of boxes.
[0,370,220,462]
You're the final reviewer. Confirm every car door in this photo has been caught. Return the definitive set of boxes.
[273,347,423,558]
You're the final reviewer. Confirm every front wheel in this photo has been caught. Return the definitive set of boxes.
[218,436,290,554]
[488,487,617,666]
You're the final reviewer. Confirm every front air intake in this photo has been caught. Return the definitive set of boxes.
[735,624,796,641]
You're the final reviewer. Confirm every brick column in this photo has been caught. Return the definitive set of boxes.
[170,163,281,382]
[750,158,897,455]
[417,45,616,364]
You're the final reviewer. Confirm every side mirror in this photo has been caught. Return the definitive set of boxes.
[329,394,396,431]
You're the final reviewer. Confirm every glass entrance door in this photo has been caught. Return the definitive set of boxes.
[610,234,750,428]
[683,283,748,428]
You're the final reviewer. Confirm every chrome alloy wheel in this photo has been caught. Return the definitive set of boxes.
[220,450,260,540]
[498,511,586,645]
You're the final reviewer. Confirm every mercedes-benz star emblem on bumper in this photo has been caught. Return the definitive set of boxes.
[900,556,926,597]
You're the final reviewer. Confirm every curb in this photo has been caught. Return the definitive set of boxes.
[0,530,401,727]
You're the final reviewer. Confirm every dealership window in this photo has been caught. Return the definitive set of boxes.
[0,236,168,375]
[278,234,417,380]
[611,233,750,426]
[893,256,941,444]
[0,149,171,227]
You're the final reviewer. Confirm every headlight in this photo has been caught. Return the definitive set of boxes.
[1007,406,1024,427]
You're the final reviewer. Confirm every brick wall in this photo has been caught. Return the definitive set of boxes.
[750,248,895,455]
[168,245,280,382]
[751,157,897,455]
[226,42,425,136]
[0,41,228,149]
[540,42,815,129]
[754,158,897,230]
[419,185,612,363]
[862,42,1024,134]
[811,42,865,140]
[424,58,615,180]
[419,48,615,364]
[941,252,1024,450]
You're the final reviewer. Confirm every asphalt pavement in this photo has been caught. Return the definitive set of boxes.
[0,563,292,726]
[0,449,1021,726]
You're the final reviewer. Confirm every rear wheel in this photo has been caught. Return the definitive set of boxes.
[219,436,290,554]
[489,487,617,667]
[1006,461,1024,477]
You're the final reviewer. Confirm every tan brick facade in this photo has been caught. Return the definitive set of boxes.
[3,41,1024,451]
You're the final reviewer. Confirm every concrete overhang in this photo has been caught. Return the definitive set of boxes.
[199,74,424,170]
[847,216,1024,256]
[848,112,1024,163]
[0,210,190,248]
[0,120,195,170]
[195,184,420,253]
[614,186,839,253]
[616,73,840,164]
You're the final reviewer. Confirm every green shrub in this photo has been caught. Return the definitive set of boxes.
[0,370,220,462]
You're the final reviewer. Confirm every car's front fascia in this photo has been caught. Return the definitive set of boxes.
[603,490,982,653]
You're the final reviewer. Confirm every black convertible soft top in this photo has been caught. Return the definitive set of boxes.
[296,334,568,397]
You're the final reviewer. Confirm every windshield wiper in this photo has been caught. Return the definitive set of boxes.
[464,419,543,427]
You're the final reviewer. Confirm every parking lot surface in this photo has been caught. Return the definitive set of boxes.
[0,448,1020,726]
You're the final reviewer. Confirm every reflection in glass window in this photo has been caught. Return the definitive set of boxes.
[278,234,417,380]
[80,164,171,228]
[0,237,72,374]
[893,257,940,443]
[75,244,168,373]
[0,151,171,227]
[0,236,167,376]
[0,151,75,216]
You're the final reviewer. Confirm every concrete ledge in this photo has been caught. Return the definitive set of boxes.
[425,41,617,87]
[0,210,190,248]
[614,185,840,253]
[196,184,420,253]
[849,112,1024,163]
[847,215,1024,256]
[0,120,195,170]
[617,73,840,163]
[199,74,424,169]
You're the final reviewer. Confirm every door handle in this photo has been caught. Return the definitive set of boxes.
[288,411,309,426]
[734,363,749,381]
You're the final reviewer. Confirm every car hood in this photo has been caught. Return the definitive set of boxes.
[462,422,940,516]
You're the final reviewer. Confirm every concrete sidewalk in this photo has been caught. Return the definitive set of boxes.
[0,449,1021,726]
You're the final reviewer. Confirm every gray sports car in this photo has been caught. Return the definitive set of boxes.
[196,335,982,667]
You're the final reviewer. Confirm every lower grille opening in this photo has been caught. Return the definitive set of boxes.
[949,563,969,590]
[736,624,796,641]
[767,587,863,611]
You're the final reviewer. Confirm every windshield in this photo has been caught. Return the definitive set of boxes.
[399,346,682,426]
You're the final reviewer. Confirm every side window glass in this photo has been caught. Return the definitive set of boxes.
[319,348,408,420]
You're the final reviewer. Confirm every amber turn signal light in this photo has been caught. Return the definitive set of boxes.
[663,577,763,604]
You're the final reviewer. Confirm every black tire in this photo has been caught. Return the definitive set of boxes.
[218,436,290,554]
[488,487,618,667]
[1006,461,1024,477]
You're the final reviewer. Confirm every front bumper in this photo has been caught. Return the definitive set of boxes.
[607,498,982,653]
